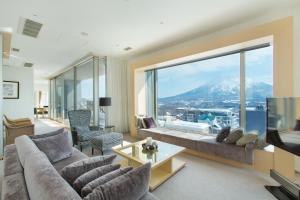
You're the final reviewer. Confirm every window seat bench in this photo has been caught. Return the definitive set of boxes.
[138,127,253,166]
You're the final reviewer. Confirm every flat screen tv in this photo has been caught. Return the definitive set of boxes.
[266,97,300,156]
[266,97,300,200]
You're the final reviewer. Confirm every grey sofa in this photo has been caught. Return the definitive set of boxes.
[1,135,158,200]
[138,127,253,164]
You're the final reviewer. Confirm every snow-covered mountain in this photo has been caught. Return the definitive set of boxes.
[159,80,272,103]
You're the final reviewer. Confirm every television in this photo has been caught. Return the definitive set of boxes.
[266,97,300,200]
[266,97,300,156]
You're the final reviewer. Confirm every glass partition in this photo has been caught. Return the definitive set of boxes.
[63,69,75,123]
[55,74,64,122]
[49,56,106,126]
[76,59,94,124]
[50,79,55,118]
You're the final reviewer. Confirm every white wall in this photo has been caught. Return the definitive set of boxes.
[3,66,34,121]
[129,5,300,96]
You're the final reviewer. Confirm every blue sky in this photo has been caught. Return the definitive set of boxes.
[157,46,273,98]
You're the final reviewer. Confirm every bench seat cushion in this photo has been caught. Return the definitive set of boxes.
[138,127,253,164]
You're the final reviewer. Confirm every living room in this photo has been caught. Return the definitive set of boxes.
[1,0,300,200]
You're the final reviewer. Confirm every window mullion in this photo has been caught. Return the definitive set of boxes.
[240,52,246,131]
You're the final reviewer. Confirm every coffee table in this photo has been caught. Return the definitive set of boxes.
[113,140,186,191]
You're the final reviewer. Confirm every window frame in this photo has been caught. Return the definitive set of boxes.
[147,43,273,132]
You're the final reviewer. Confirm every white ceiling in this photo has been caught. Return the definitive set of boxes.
[0,0,299,80]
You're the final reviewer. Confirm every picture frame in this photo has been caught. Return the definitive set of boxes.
[3,81,19,99]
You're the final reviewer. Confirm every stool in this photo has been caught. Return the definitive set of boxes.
[91,132,123,155]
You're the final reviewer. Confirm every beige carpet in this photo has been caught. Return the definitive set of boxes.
[1,119,277,200]
[152,153,277,200]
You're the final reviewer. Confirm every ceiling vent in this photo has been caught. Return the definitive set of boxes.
[18,17,43,38]
[12,48,20,52]
[124,46,132,51]
[24,62,34,68]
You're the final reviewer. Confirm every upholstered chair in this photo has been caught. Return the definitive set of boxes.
[68,109,123,154]
[68,110,102,151]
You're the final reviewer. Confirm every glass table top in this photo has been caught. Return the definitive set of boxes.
[117,140,185,165]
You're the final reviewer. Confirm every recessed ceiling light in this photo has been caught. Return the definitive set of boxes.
[124,47,132,51]
[81,32,88,36]
[33,14,38,17]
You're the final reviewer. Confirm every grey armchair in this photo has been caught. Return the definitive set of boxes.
[68,110,102,151]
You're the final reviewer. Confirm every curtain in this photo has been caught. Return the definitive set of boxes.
[145,70,156,117]
[106,57,129,133]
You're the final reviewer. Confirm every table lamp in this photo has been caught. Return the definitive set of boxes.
[99,97,111,127]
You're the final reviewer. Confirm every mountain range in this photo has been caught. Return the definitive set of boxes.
[159,80,272,103]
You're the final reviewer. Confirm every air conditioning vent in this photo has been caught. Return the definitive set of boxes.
[12,48,20,52]
[124,46,132,51]
[18,18,43,38]
[24,62,34,68]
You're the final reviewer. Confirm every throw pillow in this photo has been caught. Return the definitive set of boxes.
[29,128,64,139]
[81,167,133,197]
[136,116,147,129]
[84,163,151,200]
[236,132,258,146]
[143,117,157,129]
[216,127,230,142]
[32,131,72,163]
[224,128,243,144]
[61,155,116,184]
[73,164,121,193]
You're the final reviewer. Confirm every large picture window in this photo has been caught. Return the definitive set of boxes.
[147,45,273,136]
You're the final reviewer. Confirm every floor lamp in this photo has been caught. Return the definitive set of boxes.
[99,97,111,128]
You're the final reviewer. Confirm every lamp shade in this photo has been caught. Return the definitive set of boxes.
[99,97,111,107]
